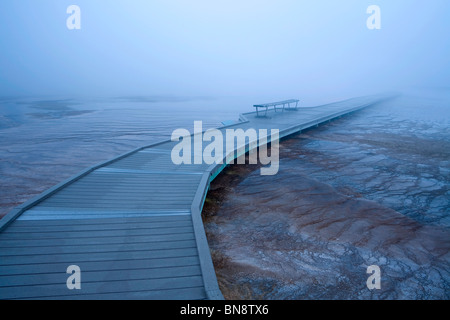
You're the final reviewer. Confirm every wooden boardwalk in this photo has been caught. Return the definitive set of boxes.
[0,94,392,300]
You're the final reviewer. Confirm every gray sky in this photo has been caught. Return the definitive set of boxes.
[1,0,449,99]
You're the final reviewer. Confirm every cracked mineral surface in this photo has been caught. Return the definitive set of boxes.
[203,92,450,300]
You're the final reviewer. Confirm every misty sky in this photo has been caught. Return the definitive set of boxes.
[0,0,449,99]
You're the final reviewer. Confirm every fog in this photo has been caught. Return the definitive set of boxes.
[1,0,449,103]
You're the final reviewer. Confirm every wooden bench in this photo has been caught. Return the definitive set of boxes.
[253,99,300,117]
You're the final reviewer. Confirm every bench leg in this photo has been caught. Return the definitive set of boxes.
[286,101,299,111]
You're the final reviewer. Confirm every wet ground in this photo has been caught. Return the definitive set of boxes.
[0,96,235,218]
[202,93,450,300]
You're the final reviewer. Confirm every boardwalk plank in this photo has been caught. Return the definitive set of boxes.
[0,265,202,287]
[26,286,207,300]
[0,240,197,257]
[0,232,196,248]
[0,247,199,266]
[0,256,201,276]
[0,276,204,300]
